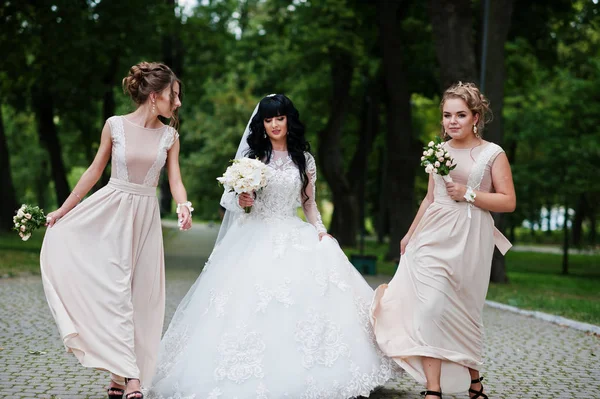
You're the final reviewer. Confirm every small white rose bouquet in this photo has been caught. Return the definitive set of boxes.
[13,204,47,241]
[217,158,268,213]
[420,136,457,182]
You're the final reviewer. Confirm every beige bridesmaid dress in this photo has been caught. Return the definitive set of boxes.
[40,115,179,386]
[371,141,512,394]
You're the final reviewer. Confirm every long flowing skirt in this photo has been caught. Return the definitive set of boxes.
[147,215,396,399]
[41,178,166,385]
[370,199,495,393]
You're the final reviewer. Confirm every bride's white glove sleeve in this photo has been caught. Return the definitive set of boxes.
[220,190,244,213]
[302,154,327,234]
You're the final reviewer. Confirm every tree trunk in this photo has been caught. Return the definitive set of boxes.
[589,207,597,246]
[159,0,185,215]
[0,105,19,232]
[481,0,515,283]
[32,87,70,206]
[96,52,121,190]
[375,144,389,244]
[571,193,586,247]
[562,198,569,275]
[341,72,382,243]
[377,0,418,261]
[318,50,359,246]
[428,0,479,89]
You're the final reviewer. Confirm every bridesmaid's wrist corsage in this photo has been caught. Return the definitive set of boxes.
[176,201,194,214]
[463,187,476,203]
[463,187,476,219]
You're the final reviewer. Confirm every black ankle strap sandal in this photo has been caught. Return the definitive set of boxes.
[469,376,488,399]
[107,387,124,399]
[125,378,144,399]
[420,390,442,397]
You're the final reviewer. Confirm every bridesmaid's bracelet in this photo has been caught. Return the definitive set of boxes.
[72,191,82,201]
[463,187,476,203]
[176,201,194,214]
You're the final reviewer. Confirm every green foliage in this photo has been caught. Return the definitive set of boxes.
[1,0,599,249]
[487,251,600,324]
[181,79,259,219]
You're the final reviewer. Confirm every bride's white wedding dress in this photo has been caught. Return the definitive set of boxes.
[147,150,396,399]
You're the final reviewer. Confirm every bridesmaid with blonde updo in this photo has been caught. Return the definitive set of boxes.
[371,82,516,399]
[41,62,192,399]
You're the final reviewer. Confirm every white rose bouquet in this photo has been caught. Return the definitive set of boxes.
[420,136,457,182]
[217,158,268,213]
[13,204,47,241]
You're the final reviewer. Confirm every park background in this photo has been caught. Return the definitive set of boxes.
[0,0,599,326]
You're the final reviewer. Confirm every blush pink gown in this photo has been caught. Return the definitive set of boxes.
[370,141,512,394]
[40,115,179,386]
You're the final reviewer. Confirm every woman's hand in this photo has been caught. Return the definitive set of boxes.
[318,232,333,241]
[177,207,192,231]
[445,181,467,202]
[45,209,65,228]
[400,234,412,255]
[238,192,254,208]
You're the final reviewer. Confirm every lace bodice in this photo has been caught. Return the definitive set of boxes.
[106,116,179,187]
[221,151,327,234]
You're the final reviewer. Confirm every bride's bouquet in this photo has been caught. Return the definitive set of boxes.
[420,137,457,182]
[217,158,268,213]
[13,204,47,241]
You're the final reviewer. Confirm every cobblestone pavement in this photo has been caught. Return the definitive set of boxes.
[0,223,598,399]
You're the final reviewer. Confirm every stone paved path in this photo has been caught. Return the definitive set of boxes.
[0,222,598,398]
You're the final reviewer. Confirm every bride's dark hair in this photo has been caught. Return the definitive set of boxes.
[246,94,311,201]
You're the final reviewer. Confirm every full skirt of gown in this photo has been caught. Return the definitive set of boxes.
[370,197,497,393]
[40,178,166,384]
[147,214,396,399]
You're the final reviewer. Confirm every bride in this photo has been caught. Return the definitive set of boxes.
[147,94,396,399]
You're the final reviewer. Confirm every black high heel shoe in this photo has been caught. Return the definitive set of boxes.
[420,390,442,398]
[124,378,144,399]
[469,376,488,398]
[107,387,124,399]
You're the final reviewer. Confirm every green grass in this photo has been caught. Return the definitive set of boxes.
[0,229,46,277]
[342,240,600,325]
[487,252,600,325]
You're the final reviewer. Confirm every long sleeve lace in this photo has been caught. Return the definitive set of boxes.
[302,153,327,234]
[220,190,244,213]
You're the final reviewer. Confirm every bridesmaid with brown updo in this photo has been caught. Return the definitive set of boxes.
[371,82,516,399]
[41,62,192,399]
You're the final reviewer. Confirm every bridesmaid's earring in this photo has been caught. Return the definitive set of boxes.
[263,132,267,138]
[152,100,156,115]
[473,125,480,138]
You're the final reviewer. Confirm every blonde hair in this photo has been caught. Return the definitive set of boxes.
[440,81,492,137]
[122,62,181,129]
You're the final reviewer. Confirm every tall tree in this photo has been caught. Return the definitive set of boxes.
[317,50,360,245]
[482,0,515,283]
[428,0,479,88]
[0,106,18,231]
[159,0,185,215]
[377,0,419,260]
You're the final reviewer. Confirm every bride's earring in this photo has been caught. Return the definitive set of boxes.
[473,125,480,138]
[152,99,156,115]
